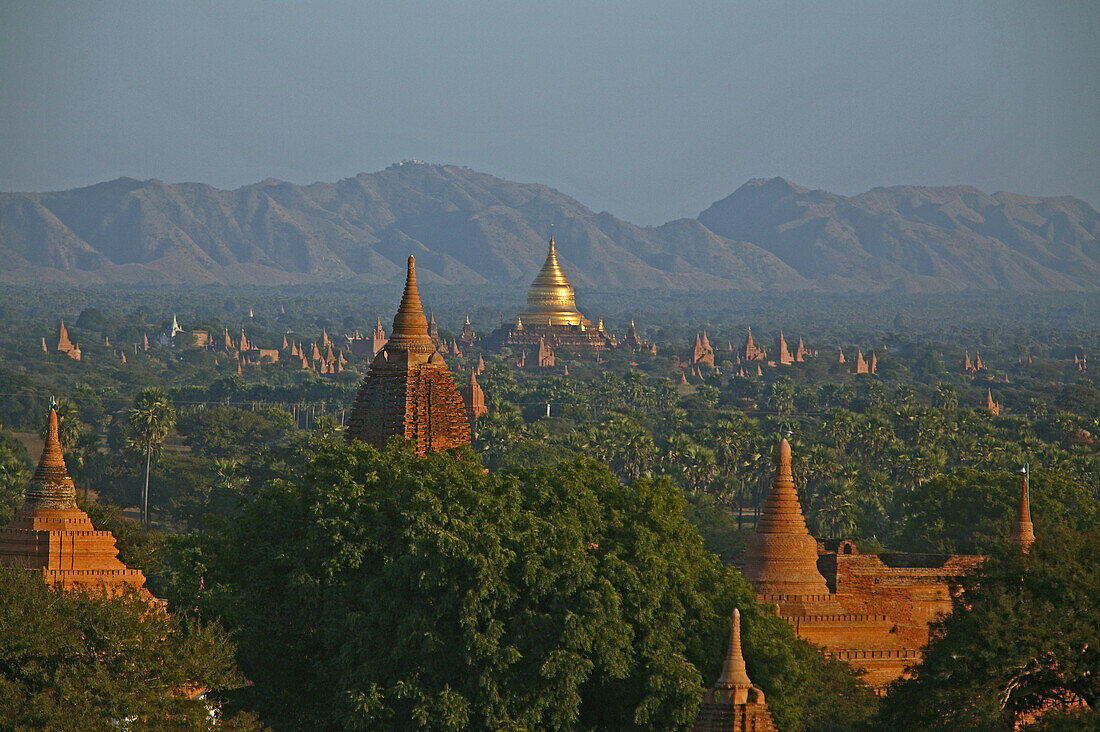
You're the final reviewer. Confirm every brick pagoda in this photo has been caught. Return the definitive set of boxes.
[1010,470,1035,553]
[0,404,151,597]
[693,607,776,731]
[345,256,471,454]
[739,438,981,690]
[461,370,487,430]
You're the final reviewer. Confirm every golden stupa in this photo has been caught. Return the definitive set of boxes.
[517,235,590,327]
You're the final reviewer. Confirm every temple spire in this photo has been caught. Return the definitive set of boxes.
[1011,467,1036,552]
[692,607,775,730]
[388,256,434,352]
[25,402,78,510]
[1,402,151,597]
[742,437,830,596]
[345,254,470,454]
[716,608,754,690]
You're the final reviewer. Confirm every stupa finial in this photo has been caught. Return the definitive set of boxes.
[716,608,754,689]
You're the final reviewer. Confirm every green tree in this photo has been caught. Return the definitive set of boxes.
[0,432,30,524]
[127,388,176,526]
[176,407,294,461]
[877,527,1100,730]
[0,567,260,730]
[936,382,959,411]
[204,437,872,731]
[766,377,795,419]
[890,468,1100,555]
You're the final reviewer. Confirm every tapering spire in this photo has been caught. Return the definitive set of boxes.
[25,403,78,510]
[742,437,830,596]
[1011,469,1035,552]
[345,254,470,454]
[692,606,775,730]
[387,256,434,353]
[716,608,754,689]
[754,438,808,534]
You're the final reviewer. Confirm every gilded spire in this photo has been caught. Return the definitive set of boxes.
[716,608,754,689]
[519,234,587,327]
[1011,469,1035,552]
[25,403,78,510]
[387,256,435,353]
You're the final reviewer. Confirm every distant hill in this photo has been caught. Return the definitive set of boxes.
[1,164,1096,292]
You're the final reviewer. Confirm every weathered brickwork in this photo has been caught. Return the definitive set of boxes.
[345,256,471,455]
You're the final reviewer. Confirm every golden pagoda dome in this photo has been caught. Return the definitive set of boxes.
[519,235,588,327]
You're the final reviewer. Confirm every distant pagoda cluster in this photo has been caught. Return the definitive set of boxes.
[680,328,824,382]
[43,312,358,377]
[43,321,82,361]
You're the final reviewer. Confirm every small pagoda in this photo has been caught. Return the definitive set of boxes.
[1010,469,1035,553]
[0,403,151,597]
[693,608,776,732]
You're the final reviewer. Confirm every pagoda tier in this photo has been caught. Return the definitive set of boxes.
[741,438,831,597]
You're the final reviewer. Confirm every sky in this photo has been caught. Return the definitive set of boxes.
[1,1,1097,225]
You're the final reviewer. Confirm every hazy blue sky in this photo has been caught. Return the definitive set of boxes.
[2,1,1096,224]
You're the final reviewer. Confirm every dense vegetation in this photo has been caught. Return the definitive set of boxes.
[197,437,872,730]
[0,567,261,730]
[0,286,1097,729]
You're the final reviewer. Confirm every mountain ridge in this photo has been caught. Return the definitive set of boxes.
[2,164,1097,292]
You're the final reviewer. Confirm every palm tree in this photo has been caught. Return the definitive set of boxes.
[127,388,175,526]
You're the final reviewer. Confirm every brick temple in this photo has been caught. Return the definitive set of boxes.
[740,438,983,690]
[345,256,471,454]
[0,404,152,598]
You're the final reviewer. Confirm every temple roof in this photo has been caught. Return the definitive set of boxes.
[345,255,470,454]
